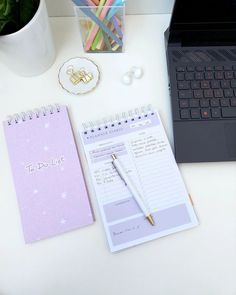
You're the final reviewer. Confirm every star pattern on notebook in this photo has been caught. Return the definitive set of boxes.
[60,218,67,225]
[61,192,67,199]
[43,146,49,151]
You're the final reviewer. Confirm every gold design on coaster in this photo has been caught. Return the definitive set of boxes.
[66,66,93,85]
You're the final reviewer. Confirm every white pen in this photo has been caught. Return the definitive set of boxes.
[111,153,155,226]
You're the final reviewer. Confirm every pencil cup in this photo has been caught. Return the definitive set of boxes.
[74,3,125,53]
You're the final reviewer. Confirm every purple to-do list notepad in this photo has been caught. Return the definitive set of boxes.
[3,105,93,243]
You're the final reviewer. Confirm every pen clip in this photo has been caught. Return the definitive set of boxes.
[188,194,194,206]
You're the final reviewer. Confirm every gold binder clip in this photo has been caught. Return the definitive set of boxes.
[66,66,93,85]
[78,68,94,83]
[66,66,82,85]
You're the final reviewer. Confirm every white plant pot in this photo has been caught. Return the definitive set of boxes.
[0,0,55,76]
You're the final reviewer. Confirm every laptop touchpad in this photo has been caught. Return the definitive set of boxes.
[224,122,236,158]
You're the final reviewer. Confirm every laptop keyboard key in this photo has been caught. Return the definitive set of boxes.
[206,66,214,71]
[200,99,209,107]
[215,71,224,79]
[224,71,234,79]
[187,66,194,72]
[210,98,220,107]
[195,72,204,80]
[224,89,233,97]
[220,98,230,107]
[176,66,185,72]
[211,108,221,118]
[230,80,236,88]
[201,81,210,89]
[214,89,223,98]
[191,81,200,89]
[194,90,203,98]
[230,98,236,106]
[223,65,232,71]
[178,81,190,90]
[178,90,193,99]
[191,109,201,119]
[221,80,230,88]
[215,66,223,71]
[201,109,211,118]
[189,99,199,108]
[176,73,185,81]
[204,89,213,98]
[179,99,189,108]
[222,107,236,117]
[205,72,214,80]
[196,66,204,72]
[211,80,220,89]
[185,73,194,80]
[180,109,190,119]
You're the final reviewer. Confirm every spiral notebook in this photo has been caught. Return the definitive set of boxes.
[3,105,93,243]
[79,106,198,252]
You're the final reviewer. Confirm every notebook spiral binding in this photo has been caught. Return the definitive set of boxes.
[7,104,61,126]
[82,105,154,134]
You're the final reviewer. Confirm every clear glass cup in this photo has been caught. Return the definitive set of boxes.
[74,4,125,53]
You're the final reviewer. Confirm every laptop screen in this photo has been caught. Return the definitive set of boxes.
[171,0,236,31]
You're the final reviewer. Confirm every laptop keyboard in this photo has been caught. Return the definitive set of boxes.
[176,65,236,120]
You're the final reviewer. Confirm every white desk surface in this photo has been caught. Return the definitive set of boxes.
[0,14,236,295]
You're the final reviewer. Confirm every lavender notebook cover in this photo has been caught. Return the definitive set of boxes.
[3,105,93,243]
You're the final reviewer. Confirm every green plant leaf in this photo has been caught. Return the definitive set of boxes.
[0,19,7,31]
[0,0,39,35]
[0,0,16,19]
[20,0,39,28]
[0,0,9,17]
[0,0,18,34]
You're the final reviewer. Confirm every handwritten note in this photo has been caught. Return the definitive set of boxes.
[25,156,65,174]
[80,110,198,252]
[130,135,168,158]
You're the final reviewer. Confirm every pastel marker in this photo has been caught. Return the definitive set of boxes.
[72,0,122,47]
[85,0,114,51]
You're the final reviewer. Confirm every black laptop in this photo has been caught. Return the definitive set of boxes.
[165,0,236,163]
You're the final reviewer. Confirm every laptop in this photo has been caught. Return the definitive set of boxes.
[165,0,236,163]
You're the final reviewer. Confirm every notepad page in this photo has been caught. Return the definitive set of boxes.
[80,110,198,252]
[4,106,94,243]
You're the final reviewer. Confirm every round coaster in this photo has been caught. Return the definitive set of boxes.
[58,57,100,95]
